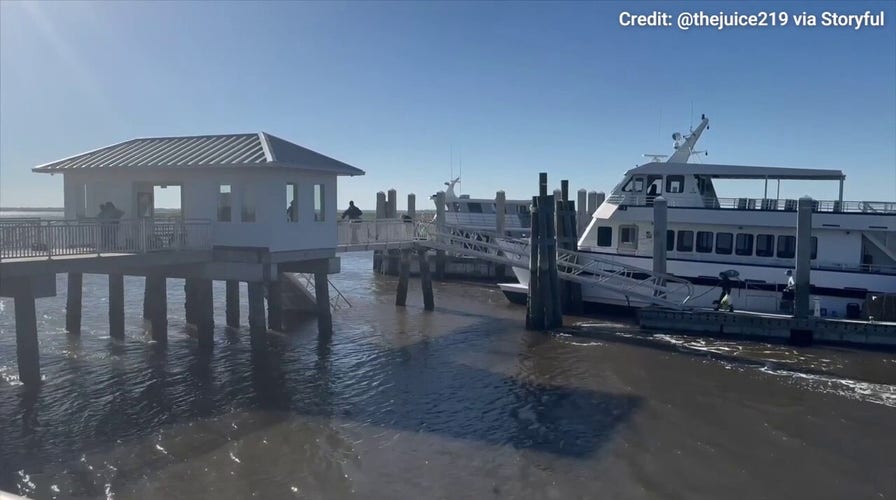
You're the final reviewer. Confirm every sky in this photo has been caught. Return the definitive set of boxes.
[1,0,894,209]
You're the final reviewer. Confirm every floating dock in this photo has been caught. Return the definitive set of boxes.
[638,308,896,347]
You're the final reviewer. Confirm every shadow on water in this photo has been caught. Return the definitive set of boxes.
[1,315,642,494]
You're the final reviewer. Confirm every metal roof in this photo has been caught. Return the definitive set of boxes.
[625,162,844,181]
[32,132,365,176]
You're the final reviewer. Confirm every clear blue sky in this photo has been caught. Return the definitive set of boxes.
[1,1,894,209]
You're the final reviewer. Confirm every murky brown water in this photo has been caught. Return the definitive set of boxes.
[1,252,895,499]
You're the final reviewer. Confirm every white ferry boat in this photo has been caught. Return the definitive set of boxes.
[499,115,896,319]
[433,177,532,238]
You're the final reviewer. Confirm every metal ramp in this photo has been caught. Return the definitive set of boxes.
[281,272,352,312]
[422,224,693,310]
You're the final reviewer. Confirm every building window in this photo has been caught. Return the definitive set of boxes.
[666,230,675,251]
[777,235,796,258]
[241,185,255,222]
[665,175,685,194]
[597,226,612,247]
[677,230,694,252]
[218,184,232,222]
[735,233,754,256]
[696,231,714,253]
[619,225,638,249]
[715,232,733,255]
[756,234,774,257]
[313,184,325,221]
[286,183,298,222]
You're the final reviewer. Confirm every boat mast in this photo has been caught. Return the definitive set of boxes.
[668,114,709,163]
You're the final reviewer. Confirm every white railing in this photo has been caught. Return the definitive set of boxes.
[337,219,425,248]
[605,194,896,213]
[0,218,213,260]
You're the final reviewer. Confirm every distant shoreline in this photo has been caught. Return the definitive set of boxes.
[0,207,64,211]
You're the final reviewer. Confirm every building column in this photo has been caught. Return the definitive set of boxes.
[15,281,40,386]
[314,271,333,335]
[66,272,82,335]
[109,273,125,340]
[196,279,214,349]
[225,280,240,328]
[248,282,267,337]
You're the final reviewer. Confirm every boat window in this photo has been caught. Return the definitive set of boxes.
[467,203,483,213]
[597,226,612,247]
[735,233,754,256]
[632,177,644,193]
[666,230,675,251]
[676,230,694,252]
[756,234,774,257]
[621,177,634,192]
[696,231,713,253]
[646,175,662,197]
[777,235,796,258]
[811,236,817,260]
[619,225,638,249]
[715,232,733,255]
[665,175,685,194]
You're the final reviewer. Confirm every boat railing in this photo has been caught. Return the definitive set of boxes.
[0,218,213,260]
[605,194,896,214]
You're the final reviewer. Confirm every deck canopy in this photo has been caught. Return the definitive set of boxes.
[32,132,365,176]
[625,162,845,181]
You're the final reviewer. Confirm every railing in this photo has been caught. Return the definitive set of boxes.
[336,219,425,249]
[605,194,896,214]
[0,218,213,260]
[291,273,352,311]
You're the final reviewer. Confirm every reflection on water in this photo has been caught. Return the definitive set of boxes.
[1,252,895,499]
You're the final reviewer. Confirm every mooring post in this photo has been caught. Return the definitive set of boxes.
[14,280,40,386]
[225,280,240,328]
[196,279,214,349]
[587,191,598,217]
[376,191,387,219]
[387,188,398,218]
[248,281,267,338]
[653,196,668,299]
[434,191,447,280]
[407,193,416,220]
[577,189,588,237]
[146,274,168,344]
[314,271,333,335]
[561,198,583,314]
[561,179,569,202]
[374,191,387,271]
[396,249,411,306]
[527,195,543,330]
[418,248,435,311]
[267,277,283,331]
[109,273,125,340]
[542,193,562,328]
[66,272,82,335]
[794,196,813,319]
[495,190,507,278]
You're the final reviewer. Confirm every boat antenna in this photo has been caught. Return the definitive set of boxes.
[458,149,462,196]
[450,145,453,186]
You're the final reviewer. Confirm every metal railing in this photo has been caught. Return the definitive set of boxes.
[337,219,425,249]
[605,194,896,214]
[0,218,213,260]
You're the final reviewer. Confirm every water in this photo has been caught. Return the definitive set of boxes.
[1,252,895,499]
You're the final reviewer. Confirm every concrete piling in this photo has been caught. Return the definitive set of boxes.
[225,280,240,328]
[248,281,266,337]
[396,249,411,306]
[407,194,416,220]
[184,278,198,326]
[145,274,168,344]
[419,248,434,311]
[387,188,397,218]
[267,278,283,331]
[14,281,40,386]
[794,196,813,319]
[66,272,82,335]
[314,272,333,335]
[108,273,125,340]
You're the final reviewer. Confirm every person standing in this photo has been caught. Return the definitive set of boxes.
[341,201,362,221]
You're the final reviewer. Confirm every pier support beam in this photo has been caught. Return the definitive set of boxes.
[794,196,813,319]
[396,249,411,306]
[66,272,82,335]
[314,272,333,335]
[418,248,434,311]
[15,281,40,386]
[145,275,168,344]
[225,280,240,328]
[109,273,125,340]
[248,282,267,337]
[196,279,214,349]
[267,278,283,331]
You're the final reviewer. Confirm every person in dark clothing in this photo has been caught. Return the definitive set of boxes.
[286,199,297,221]
[341,200,362,220]
[714,272,734,312]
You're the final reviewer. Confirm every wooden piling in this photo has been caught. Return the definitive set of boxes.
[419,248,434,311]
[794,196,814,320]
[108,273,125,340]
[65,272,82,335]
[145,274,168,344]
[387,188,398,218]
[542,193,562,328]
[248,281,267,337]
[407,193,416,220]
[556,198,582,314]
[527,195,543,330]
[527,173,563,330]
[267,277,283,331]
[434,191,446,280]
[314,272,333,335]
[577,189,588,236]
[14,280,40,386]
[495,190,507,278]
[196,279,214,349]
[225,280,240,328]
[374,191,387,271]
[396,249,411,306]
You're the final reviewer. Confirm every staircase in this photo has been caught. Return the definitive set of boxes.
[281,272,351,313]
